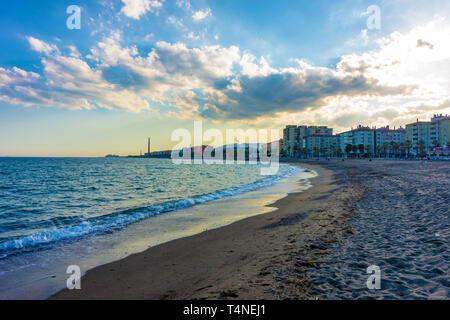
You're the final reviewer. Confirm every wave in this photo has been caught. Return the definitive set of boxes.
[0,165,299,259]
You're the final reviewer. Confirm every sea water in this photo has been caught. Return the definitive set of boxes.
[0,157,316,299]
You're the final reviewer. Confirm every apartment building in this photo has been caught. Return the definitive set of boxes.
[283,125,332,157]
[338,125,406,155]
[375,126,406,150]
[304,134,341,156]
[283,125,300,157]
[339,125,376,154]
[282,121,411,158]
[406,114,450,153]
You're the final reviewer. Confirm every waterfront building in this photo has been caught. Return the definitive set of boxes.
[283,125,332,157]
[304,135,341,157]
[406,114,450,154]
[375,126,406,146]
[338,125,406,156]
[375,126,406,155]
[282,115,446,158]
[339,125,376,154]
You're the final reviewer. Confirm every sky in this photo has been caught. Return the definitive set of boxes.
[1,0,450,156]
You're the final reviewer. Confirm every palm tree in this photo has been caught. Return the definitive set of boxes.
[330,145,336,158]
[418,140,426,156]
[431,140,440,154]
[313,147,319,157]
[358,144,365,156]
[382,142,388,158]
[365,144,372,157]
[432,139,439,148]
[399,142,405,158]
[305,148,311,158]
[392,142,399,158]
[298,147,304,158]
[405,140,412,158]
[293,145,301,158]
[388,141,395,158]
[345,144,353,157]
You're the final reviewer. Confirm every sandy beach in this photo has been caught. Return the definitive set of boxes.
[51,160,449,300]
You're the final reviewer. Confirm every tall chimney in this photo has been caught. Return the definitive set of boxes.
[148,138,151,155]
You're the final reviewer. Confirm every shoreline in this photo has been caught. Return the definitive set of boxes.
[51,162,367,300]
[0,164,303,300]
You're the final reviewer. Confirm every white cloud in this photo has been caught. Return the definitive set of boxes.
[176,0,191,10]
[144,33,154,41]
[3,17,450,127]
[187,32,200,40]
[167,16,183,28]
[192,8,212,21]
[275,17,450,130]
[0,67,39,83]
[27,36,58,55]
[120,0,163,20]
[240,53,275,77]
[68,45,81,58]
[1,38,150,112]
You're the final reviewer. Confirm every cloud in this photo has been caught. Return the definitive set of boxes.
[187,32,200,40]
[192,8,212,21]
[120,0,163,20]
[201,17,450,123]
[200,61,413,120]
[176,0,191,10]
[1,35,240,113]
[1,38,150,112]
[27,36,59,55]
[144,33,154,41]
[417,39,434,49]
[0,67,39,85]
[167,16,183,28]
[2,17,450,128]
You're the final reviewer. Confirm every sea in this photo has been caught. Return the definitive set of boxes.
[0,157,316,299]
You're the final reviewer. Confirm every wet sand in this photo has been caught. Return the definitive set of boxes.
[51,161,367,300]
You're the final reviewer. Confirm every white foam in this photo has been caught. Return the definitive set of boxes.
[0,165,298,258]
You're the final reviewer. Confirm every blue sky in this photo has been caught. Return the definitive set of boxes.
[0,1,409,68]
[1,0,450,156]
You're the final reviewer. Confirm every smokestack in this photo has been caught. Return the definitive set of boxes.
[148,138,151,155]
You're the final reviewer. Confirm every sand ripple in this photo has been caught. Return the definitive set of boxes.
[308,161,449,300]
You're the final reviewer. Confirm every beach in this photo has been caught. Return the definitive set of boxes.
[51,160,449,300]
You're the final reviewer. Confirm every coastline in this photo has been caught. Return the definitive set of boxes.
[1,163,305,300]
[51,162,367,300]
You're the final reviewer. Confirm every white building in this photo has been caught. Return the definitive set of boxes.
[283,125,333,157]
[304,135,341,156]
[375,126,406,151]
[339,126,376,154]
[338,125,406,155]
[406,114,450,153]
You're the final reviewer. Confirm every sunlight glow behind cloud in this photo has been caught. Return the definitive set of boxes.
[0,2,449,138]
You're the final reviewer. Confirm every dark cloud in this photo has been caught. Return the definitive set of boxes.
[0,37,424,119]
[199,69,414,120]
[102,65,147,89]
